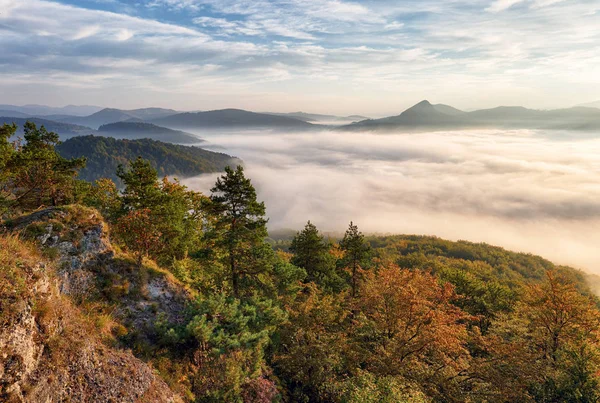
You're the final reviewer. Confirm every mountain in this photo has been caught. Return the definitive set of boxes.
[0,110,31,118]
[432,104,465,116]
[56,135,238,184]
[0,116,96,138]
[98,122,202,144]
[346,100,465,130]
[59,107,180,129]
[265,111,370,124]
[343,100,600,131]
[0,104,103,116]
[152,108,315,130]
[125,107,179,120]
[60,108,138,129]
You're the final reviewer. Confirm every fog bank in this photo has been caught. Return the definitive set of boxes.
[182,129,600,272]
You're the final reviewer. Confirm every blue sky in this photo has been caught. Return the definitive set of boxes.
[0,0,599,114]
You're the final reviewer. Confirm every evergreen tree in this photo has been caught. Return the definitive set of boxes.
[2,122,85,213]
[339,221,371,297]
[117,157,162,210]
[208,165,272,298]
[290,221,343,292]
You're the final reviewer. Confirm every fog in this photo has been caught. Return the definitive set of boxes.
[181,129,600,272]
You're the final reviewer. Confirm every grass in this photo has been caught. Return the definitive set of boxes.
[0,234,39,325]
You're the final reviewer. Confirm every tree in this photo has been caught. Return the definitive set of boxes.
[207,165,272,298]
[289,221,344,292]
[2,122,85,213]
[116,158,208,263]
[117,157,162,211]
[356,266,470,399]
[0,124,17,212]
[274,284,351,402]
[339,221,371,297]
[114,208,162,266]
[186,293,285,402]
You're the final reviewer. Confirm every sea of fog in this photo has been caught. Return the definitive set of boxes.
[181,128,600,272]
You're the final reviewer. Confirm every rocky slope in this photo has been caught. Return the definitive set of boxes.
[1,206,187,402]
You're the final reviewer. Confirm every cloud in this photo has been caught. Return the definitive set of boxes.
[0,0,599,112]
[181,128,600,272]
[486,0,525,12]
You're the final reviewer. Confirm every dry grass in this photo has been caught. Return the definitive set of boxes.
[0,234,40,325]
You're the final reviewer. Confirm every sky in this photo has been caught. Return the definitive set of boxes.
[1,0,599,115]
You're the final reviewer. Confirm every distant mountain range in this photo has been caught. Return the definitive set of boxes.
[59,108,179,129]
[98,122,202,144]
[0,104,103,116]
[343,100,600,131]
[0,117,96,138]
[264,111,369,124]
[151,108,315,130]
[4,102,600,137]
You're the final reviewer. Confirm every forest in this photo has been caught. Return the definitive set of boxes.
[2,122,600,402]
[56,135,237,185]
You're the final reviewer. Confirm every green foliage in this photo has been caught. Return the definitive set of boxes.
[289,221,345,292]
[57,135,235,185]
[205,165,274,298]
[0,122,86,215]
[114,158,208,264]
[185,293,286,402]
[338,221,371,297]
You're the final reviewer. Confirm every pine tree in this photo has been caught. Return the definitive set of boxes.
[290,221,343,292]
[4,122,85,212]
[117,157,162,210]
[208,165,272,298]
[339,221,371,297]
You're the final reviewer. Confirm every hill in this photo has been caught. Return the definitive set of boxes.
[98,122,202,144]
[343,100,600,131]
[61,108,138,129]
[0,206,182,402]
[0,104,102,116]
[60,107,180,129]
[265,111,370,124]
[56,135,237,184]
[0,116,96,138]
[152,108,316,130]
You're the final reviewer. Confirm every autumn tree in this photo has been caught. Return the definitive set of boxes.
[289,221,344,292]
[339,221,371,297]
[355,266,470,399]
[114,208,162,266]
[206,165,273,298]
[522,272,600,401]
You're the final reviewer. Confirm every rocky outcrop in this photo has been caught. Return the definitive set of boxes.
[1,206,183,402]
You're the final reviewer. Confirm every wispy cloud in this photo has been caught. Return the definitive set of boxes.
[0,0,598,112]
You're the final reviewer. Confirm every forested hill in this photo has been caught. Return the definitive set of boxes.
[98,121,202,144]
[56,135,237,184]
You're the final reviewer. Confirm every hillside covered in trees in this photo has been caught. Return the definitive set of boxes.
[2,122,600,403]
[56,135,238,184]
